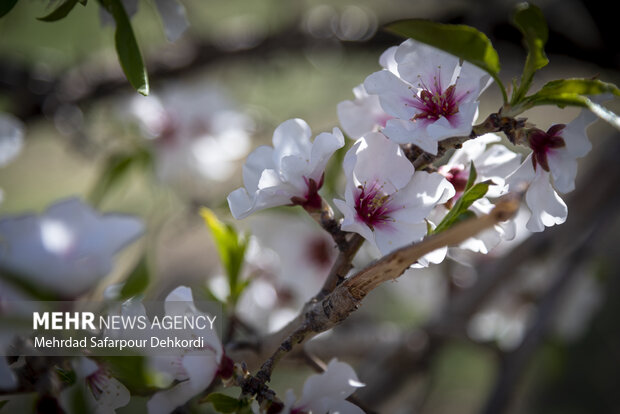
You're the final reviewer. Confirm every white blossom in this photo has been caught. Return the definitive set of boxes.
[228,119,344,219]
[364,40,492,154]
[507,109,597,232]
[59,358,130,414]
[433,134,522,255]
[232,213,338,332]
[0,198,143,298]
[334,132,454,255]
[283,359,364,414]
[147,286,227,414]
[127,83,253,186]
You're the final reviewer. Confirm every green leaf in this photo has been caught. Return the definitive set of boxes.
[200,208,248,306]
[511,3,549,103]
[454,210,477,225]
[101,0,149,95]
[522,78,620,130]
[202,393,245,413]
[0,0,19,18]
[527,78,620,100]
[37,0,81,21]
[120,255,150,299]
[465,161,477,191]
[433,165,492,234]
[385,19,507,102]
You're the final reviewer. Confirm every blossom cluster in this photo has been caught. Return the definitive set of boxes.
[228,39,600,266]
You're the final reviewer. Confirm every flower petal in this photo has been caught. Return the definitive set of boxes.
[364,70,416,121]
[296,359,364,412]
[348,133,413,192]
[525,169,567,232]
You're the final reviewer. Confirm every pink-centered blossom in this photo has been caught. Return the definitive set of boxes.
[126,83,253,186]
[364,40,492,154]
[146,286,230,414]
[228,119,344,219]
[334,132,454,255]
[507,109,597,232]
[433,134,522,255]
[59,358,130,414]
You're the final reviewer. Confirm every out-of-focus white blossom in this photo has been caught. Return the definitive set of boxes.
[231,213,338,332]
[228,119,344,219]
[127,83,253,188]
[147,286,227,414]
[364,40,492,154]
[59,358,130,414]
[0,198,143,298]
[283,359,364,414]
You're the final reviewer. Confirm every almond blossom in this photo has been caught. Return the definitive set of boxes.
[0,197,143,298]
[59,358,130,414]
[231,213,338,332]
[434,134,522,255]
[283,359,364,414]
[147,286,230,414]
[228,119,344,219]
[364,40,492,154]
[126,83,253,187]
[507,109,597,232]
[334,132,454,255]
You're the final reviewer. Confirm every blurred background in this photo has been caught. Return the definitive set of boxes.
[1,0,620,413]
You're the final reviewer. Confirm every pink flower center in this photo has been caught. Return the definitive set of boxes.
[439,165,469,208]
[290,175,324,212]
[443,166,469,194]
[355,182,394,229]
[529,124,566,172]
[412,84,460,122]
